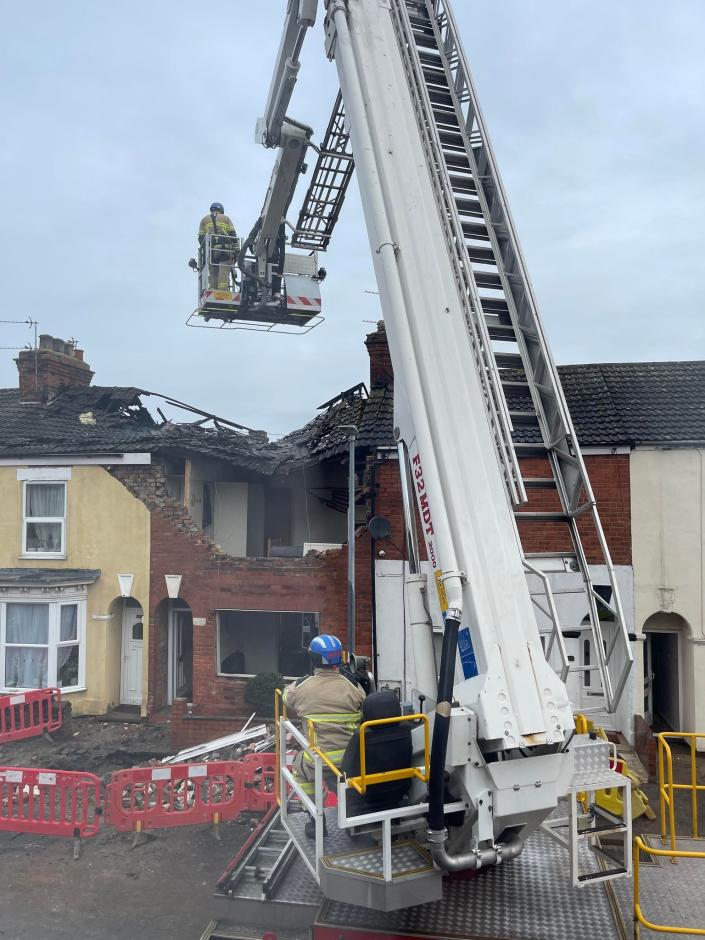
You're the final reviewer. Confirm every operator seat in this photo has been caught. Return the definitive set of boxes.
[341,690,413,816]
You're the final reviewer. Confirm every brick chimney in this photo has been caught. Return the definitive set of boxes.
[16,335,94,402]
[365,320,393,389]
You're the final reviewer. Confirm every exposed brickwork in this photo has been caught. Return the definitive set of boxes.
[16,336,93,402]
[365,321,394,389]
[110,463,373,748]
[104,320,633,749]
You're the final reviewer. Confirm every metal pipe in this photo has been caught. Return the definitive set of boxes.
[340,424,358,653]
[429,832,524,872]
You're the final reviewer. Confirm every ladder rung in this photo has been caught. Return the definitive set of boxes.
[515,511,569,521]
[467,245,496,264]
[523,477,557,488]
[487,323,516,342]
[509,411,538,425]
[475,271,502,290]
[494,352,524,369]
[461,220,490,240]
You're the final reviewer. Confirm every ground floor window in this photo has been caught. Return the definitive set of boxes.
[217,610,318,679]
[0,597,85,691]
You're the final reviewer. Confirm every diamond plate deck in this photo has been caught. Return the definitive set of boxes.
[323,840,432,879]
[219,809,703,939]
[317,828,627,940]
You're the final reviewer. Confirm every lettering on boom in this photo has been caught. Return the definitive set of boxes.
[411,452,437,569]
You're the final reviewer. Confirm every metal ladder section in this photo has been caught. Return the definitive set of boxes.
[293,91,355,252]
[391,0,632,712]
[220,810,297,903]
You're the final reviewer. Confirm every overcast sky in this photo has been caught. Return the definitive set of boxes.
[1,2,703,434]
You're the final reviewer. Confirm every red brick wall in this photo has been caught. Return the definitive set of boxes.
[111,464,373,747]
[110,439,630,747]
[373,453,631,566]
[516,455,631,565]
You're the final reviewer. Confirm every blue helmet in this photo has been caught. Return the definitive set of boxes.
[309,634,343,666]
[210,202,224,213]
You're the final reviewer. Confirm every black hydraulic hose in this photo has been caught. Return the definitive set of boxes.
[428,614,460,833]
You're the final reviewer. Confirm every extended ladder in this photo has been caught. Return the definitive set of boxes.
[390,0,632,713]
[293,92,355,252]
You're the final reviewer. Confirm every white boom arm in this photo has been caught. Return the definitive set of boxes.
[248,0,629,882]
[324,0,572,858]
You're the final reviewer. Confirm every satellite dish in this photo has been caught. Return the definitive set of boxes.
[368,515,391,540]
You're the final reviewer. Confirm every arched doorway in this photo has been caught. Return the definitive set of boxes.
[643,612,688,731]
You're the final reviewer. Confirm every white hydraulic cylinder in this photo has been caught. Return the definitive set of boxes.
[327,0,571,747]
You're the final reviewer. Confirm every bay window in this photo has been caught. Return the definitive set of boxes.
[1,598,84,691]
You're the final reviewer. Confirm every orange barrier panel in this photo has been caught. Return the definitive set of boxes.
[105,753,277,834]
[0,688,62,743]
[0,766,101,843]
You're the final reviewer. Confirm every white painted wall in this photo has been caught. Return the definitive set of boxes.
[213,483,248,557]
[631,448,705,740]
[285,464,350,546]
[374,559,637,739]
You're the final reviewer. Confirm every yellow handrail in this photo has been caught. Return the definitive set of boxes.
[347,713,430,796]
[274,689,284,806]
[575,712,589,736]
[634,835,705,935]
[657,731,705,850]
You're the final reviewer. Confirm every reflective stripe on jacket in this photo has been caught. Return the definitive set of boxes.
[283,668,365,766]
[199,213,236,237]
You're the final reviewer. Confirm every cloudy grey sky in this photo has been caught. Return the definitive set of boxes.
[1,2,703,433]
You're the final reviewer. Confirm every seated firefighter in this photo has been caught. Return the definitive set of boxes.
[283,634,365,834]
[198,201,238,291]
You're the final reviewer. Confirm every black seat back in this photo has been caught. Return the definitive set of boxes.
[341,691,413,814]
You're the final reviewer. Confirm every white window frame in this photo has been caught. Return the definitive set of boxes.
[22,480,67,558]
[216,608,319,680]
[0,593,86,692]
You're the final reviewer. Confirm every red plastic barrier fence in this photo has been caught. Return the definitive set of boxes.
[0,766,101,840]
[105,753,277,834]
[0,688,62,743]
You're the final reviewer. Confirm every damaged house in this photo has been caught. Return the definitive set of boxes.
[1,328,703,753]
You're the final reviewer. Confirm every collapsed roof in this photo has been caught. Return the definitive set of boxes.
[0,360,704,470]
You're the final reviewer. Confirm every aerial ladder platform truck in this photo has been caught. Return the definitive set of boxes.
[199,2,637,937]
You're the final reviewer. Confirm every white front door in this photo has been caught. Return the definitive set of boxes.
[120,602,144,706]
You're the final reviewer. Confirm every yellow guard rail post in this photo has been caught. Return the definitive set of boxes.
[658,731,705,851]
[274,688,290,807]
[347,713,430,796]
[633,730,705,935]
[634,836,705,936]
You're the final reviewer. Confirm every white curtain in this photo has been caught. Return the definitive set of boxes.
[5,604,49,689]
[60,605,77,641]
[5,648,48,689]
[26,484,64,518]
[6,604,48,644]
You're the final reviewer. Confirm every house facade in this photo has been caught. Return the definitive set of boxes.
[1,330,702,750]
[0,338,151,715]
